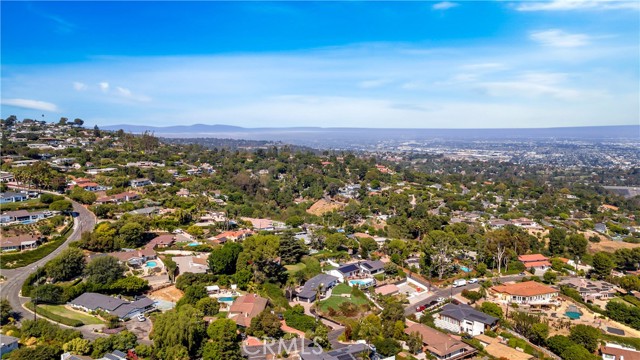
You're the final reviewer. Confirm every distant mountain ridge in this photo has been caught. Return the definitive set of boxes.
[102,123,639,140]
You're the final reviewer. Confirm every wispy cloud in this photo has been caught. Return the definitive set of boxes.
[116,86,151,102]
[99,82,110,92]
[1,98,59,112]
[73,82,87,91]
[516,0,640,11]
[530,29,591,47]
[358,79,391,89]
[432,1,459,10]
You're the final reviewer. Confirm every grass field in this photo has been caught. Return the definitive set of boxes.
[319,295,369,312]
[37,304,104,325]
[285,263,307,273]
[331,283,352,296]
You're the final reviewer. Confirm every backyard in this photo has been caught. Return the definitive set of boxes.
[318,284,371,313]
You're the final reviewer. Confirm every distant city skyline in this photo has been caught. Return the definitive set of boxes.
[1,1,638,128]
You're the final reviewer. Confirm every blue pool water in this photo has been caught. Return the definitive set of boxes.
[218,297,236,302]
[565,311,582,320]
[349,279,374,287]
[187,242,200,246]
[460,266,471,273]
[146,261,157,267]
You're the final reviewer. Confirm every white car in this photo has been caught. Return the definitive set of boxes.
[136,314,146,322]
[469,278,478,284]
[436,297,446,303]
[453,279,467,288]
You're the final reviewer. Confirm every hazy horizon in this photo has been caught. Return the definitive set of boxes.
[2,1,639,129]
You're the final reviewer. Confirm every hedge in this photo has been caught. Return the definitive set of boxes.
[24,302,84,327]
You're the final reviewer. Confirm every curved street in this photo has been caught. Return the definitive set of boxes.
[1,197,97,337]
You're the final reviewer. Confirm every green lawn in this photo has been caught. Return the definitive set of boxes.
[285,263,307,273]
[319,295,369,312]
[331,283,352,296]
[37,304,104,325]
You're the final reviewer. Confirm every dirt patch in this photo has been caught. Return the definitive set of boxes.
[149,285,183,302]
[306,199,344,216]
[588,238,640,253]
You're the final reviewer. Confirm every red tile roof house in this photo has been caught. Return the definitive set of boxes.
[404,323,477,360]
[518,254,552,273]
[600,343,640,360]
[95,192,140,204]
[491,281,559,307]
[228,295,268,327]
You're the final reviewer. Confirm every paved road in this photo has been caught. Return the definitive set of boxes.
[405,274,526,316]
[0,196,96,335]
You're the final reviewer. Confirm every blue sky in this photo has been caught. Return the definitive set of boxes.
[1,1,638,128]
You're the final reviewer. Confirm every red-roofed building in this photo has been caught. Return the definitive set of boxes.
[491,281,559,306]
[518,254,551,272]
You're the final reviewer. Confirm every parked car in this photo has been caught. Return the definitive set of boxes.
[436,297,446,303]
[453,279,467,288]
[137,314,146,322]
[469,278,478,284]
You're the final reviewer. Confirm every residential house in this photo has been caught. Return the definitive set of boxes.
[599,204,620,212]
[511,218,542,230]
[0,210,52,224]
[146,234,176,249]
[0,335,19,356]
[0,172,15,183]
[0,192,28,204]
[434,303,498,336]
[375,284,400,296]
[69,292,155,320]
[595,223,608,234]
[130,178,153,188]
[491,281,559,306]
[208,230,252,244]
[559,278,617,302]
[299,343,373,360]
[518,254,552,273]
[128,206,160,216]
[173,255,209,275]
[62,350,129,360]
[600,343,640,360]
[327,263,361,283]
[176,188,190,197]
[359,260,385,275]
[241,217,286,231]
[95,192,139,204]
[488,219,510,229]
[108,249,155,267]
[404,323,477,360]
[228,294,268,327]
[0,234,40,252]
[296,274,339,303]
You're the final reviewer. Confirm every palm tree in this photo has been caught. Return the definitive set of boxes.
[314,283,324,320]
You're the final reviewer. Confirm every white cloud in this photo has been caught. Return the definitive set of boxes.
[73,82,87,91]
[516,0,640,11]
[99,82,110,92]
[432,1,459,10]
[116,86,151,102]
[530,29,591,47]
[358,79,391,89]
[1,98,59,112]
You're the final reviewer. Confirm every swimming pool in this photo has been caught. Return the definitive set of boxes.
[187,242,200,246]
[349,279,374,287]
[565,311,582,320]
[218,297,236,302]
[460,266,471,273]
[146,261,158,268]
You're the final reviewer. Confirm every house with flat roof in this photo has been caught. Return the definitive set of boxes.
[491,281,559,306]
[404,323,477,360]
[130,178,152,188]
[434,303,498,336]
[296,274,339,303]
[228,294,268,327]
[95,192,139,204]
[559,278,618,302]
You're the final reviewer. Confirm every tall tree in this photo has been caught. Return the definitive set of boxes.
[203,318,242,360]
[84,256,126,285]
